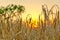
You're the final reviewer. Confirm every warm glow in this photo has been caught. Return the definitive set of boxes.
[12,10,57,28]
[22,12,45,28]
[32,20,38,28]
[39,13,45,23]
[11,12,58,28]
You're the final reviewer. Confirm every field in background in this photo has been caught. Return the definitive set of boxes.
[0,4,60,40]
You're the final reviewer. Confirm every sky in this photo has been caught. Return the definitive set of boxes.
[0,0,60,20]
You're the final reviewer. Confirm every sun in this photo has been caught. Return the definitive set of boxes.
[22,11,45,22]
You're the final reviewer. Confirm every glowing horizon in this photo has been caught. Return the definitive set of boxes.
[0,0,60,24]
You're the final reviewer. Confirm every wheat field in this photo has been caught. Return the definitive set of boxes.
[0,4,60,40]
